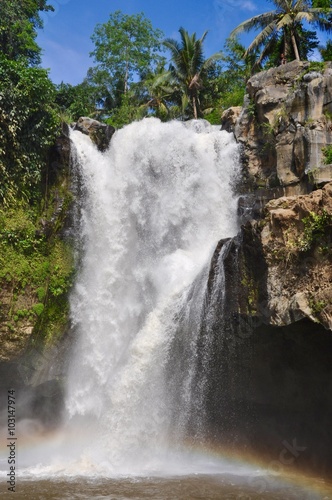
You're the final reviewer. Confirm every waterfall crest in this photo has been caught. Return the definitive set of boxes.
[64,117,240,473]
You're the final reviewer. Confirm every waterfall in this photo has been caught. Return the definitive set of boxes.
[63,117,240,473]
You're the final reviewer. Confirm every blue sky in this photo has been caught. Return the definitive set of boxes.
[36,0,323,85]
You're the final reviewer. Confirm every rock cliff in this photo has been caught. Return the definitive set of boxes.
[214,61,332,477]
[233,60,332,193]
[225,60,332,332]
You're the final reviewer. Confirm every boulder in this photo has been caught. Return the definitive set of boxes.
[74,117,115,152]
[221,106,242,133]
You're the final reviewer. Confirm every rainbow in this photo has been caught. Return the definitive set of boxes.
[0,427,331,498]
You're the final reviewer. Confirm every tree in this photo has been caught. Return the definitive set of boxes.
[264,25,319,67]
[138,66,176,120]
[55,81,102,121]
[230,0,332,66]
[0,57,59,204]
[163,28,223,119]
[319,39,332,59]
[219,37,259,103]
[90,10,165,101]
[0,1,60,206]
[0,0,54,65]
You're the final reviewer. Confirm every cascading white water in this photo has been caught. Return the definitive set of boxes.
[63,117,240,473]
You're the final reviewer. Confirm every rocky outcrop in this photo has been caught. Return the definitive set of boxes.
[211,62,332,477]
[259,182,332,329]
[204,182,332,477]
[225,62,332,332]
[232,61,332,192]
[225,182,332,331]
[221,106,242,133]
[74,117,115,152]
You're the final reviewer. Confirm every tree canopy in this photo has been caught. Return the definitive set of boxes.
[163,28,223,119]
[0,57,59,204]
[0,0,59,204]
[0,0,54,66]
[90,11,165,99]
[230,0,332,66]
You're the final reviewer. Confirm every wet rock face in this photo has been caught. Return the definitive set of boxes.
[49,122,71,183]
[224,181,332,331]
[204,168,332,476]
[205,209,332,477]
[232,61,332,191]
[0,362,64,430]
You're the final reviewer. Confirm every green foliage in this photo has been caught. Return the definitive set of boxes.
[0,57,60,204]
[264,26,319,68]
[55,81,100,122]
[90,10,165,107]
[137,65,176,120]
[0,198,75,347]
[308,61,325,72]
[106,93,146,129]
[319,40,332,61]
[0,0,76,352]
[299,210,332,252]
[0,207,45,256]
[0,0,53,66]
[49,241,75,298]
[32,303,44,316]
[204,108,223,125]
[163,28,223,119]
[230,0,332,67]
[0,205,73,290]
[207,37,257,116]
[53,18,256,125]
[247,97,257,118]
[309,297,327,317]
[322,145,332,164]
[36,287,46,301]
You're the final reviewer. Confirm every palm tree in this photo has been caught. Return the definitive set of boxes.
[163,28,223,119]
[139,67,176,119]
[230,0,332,65]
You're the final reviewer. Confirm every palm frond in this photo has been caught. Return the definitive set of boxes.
[293,0,312,11]
[230,11,278,37]
[199,30,209,45]
[294,11,316,23]
[307,8,332,32]
[163,38,182,62]
[275,0,294,10]
[232,0,332,65]
[276,13,293,28]
[201,51,224,72]
[181,94,189,113]
[244,21,277,56]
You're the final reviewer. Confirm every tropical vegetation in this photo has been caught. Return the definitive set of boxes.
[0,0,74,353]
[0,0,54,65]
[0,0,331,353]
[230,0,332,67]
[163,28,223,119]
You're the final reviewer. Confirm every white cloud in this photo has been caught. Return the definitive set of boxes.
[240,0,257,11]
[214,0,257,13]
